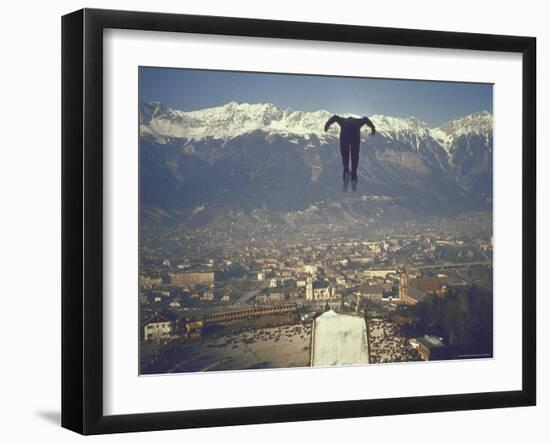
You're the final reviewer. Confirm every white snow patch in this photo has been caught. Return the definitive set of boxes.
[430,127,453,154]
[191,205,205,215]
[311,310,370,367]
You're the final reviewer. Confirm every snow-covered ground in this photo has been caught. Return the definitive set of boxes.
[311,310,370,367]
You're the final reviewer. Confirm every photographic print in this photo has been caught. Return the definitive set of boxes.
[139,67,494,375]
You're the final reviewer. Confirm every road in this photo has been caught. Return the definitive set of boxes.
[233,281,269,306]
[412,260,492,270]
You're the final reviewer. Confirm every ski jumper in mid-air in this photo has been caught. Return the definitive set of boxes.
[324,115,376,183]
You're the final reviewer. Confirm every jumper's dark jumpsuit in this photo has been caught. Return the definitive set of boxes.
[324,115,376,180]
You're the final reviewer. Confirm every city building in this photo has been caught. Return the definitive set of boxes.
[306,279,331,301]
[169,271,215,287]
[362,268,397,279]
[400,286,427,305]
[143,314,172,341]
[184,321,203,338]
[335,276,348,286]
[413,335,446,360]
[255,294,268,303]
[414,276,446,296]
[349,256,373,265]
[139,274,162,289]
[357,283,391,301]
[399,273,444,304]
[267,291,285,303]
[204,304,296,323]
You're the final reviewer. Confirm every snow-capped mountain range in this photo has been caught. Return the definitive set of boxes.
[139,101,493,225]
[140,101,333,141]
[140,101,491,153]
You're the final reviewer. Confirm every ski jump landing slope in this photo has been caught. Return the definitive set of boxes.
[310,309,370,367]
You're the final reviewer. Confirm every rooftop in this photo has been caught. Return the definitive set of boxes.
[406,287,428,302]
[358,284,388,294]
[313,281,330,289]
[417,335,444,349]
[412,276,443,293]
[143,313,172,326]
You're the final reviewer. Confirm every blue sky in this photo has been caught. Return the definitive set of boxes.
[139,67,492,127]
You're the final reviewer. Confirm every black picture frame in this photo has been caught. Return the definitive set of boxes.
[62,8,536,435]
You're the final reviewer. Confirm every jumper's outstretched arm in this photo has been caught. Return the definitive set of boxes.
[362,117,376,135]
[324,115,340,132]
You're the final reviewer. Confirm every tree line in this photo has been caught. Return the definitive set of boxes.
[395,285,493,359]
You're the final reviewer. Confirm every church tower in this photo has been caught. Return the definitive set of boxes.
[399,268,409,301]
[306,277,313,301]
